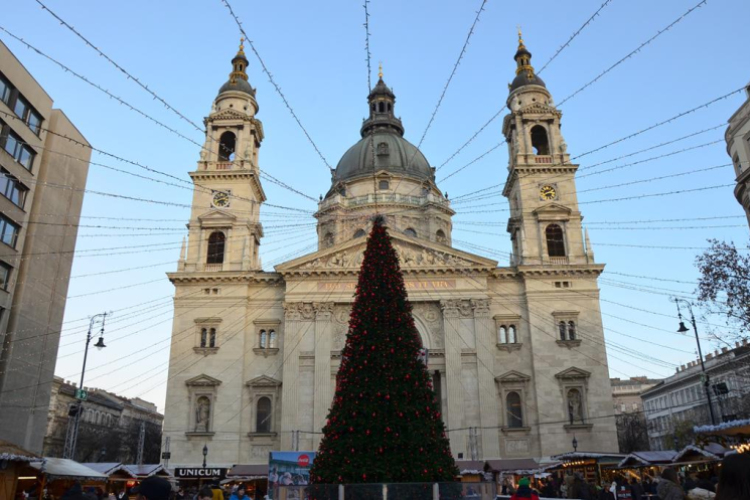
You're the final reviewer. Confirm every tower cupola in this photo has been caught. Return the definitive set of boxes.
[361,64,404,137]
[217,38,255,97]
[509,28,546,93]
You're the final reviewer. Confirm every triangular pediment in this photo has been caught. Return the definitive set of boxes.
[185,374,222,387]
[519,102,561,116]
[245,375,282,388]
[275,232,498,274]
[532,203,572,216]
[209,108,252,122]
[198,209,237,223]
[495,370,531,384]
[555,367,591,380]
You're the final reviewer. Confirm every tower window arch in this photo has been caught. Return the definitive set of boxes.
[545,224,566,257]
[404,228,417,238]
[508,325,517,344]
[498,325,507,344]
[436,229,446,243]
[506,391,523,428]
[256,397,272,433]
[207,231,226,264]
[209,328,217,348]
[567,321,577,340]
[354,229,366,238]
[530,125,550,155]
[378,102,385,113]
[323,232,334,247]
[218,131,236,161]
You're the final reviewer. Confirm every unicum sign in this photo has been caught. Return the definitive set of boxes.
[174,468,227,478]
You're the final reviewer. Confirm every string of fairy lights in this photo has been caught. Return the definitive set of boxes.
[0,0,745,414]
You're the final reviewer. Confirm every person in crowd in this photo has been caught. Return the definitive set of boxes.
[131,477,172,500]
[568,473,591,500]
[598,482,615,500]
[208,483,223,500]
[197,489,213,500]
[714,452,750,500]
[684,474,698,493]
[511,478,540,500]
[658,469,685,500]
[228,485,250,500]
[616,484,633,500]
[61,483,88,500]
[629,477,643,500]
[541,478,558,498]
[695,473,714,493]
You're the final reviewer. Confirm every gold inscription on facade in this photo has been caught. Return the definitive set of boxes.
[317,280,456,292]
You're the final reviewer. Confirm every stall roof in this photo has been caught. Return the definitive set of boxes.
[30,458,108,481]
[694,418,750,436]
[81,463,136,478]
[123,464,170,478]
[454,460,487,475]
[550,452,626,462]
[672,443,730,463]
[485,459,539,472]
[617,451,677,468]
[0,440,40,462]
[227,464,268,477]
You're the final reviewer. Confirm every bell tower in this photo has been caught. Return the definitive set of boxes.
[502,30,594,267]
[180,40,266,273]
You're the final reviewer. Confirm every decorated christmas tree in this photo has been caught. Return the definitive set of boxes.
[310,216,458,486]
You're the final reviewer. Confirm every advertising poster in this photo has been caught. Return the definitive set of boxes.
[268,451,316,499]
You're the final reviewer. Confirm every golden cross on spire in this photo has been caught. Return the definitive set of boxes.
[378,62,383,80]
[239,37,245,51]
[517,25,524,45]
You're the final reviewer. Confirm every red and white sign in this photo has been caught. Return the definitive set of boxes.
[297,454,310,467]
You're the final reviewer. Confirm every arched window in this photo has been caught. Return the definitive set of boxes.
[559,321,567,341]
[354,229,366,238]
[508,325,517,344]
[498,326,507,344]
[404,228,417,238]
[259,330,267,348]
[530,125,550,155]
[567,321,576,340]
[218,131,236,161]
[209,328,217,348]
[506,392,523,428]
[436,230,446,244]
[546,224,566,257]
[207,232,225,264]
[256,397,272,433]
[387,103,392,112]
[200,328,208,347]
[371,103,376,112]
[379,180,390,190]
[378,102,385,113]
[269,330,277,348]
[324,232,334,247]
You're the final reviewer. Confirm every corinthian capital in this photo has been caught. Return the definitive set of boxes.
[313,302,335,319]
[471,299,491,317]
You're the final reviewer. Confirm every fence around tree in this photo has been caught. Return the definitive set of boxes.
[277,481,492,499]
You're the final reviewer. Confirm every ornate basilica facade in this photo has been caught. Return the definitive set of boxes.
[162,37,617,468]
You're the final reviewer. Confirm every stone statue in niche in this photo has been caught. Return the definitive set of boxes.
[559,139,568,154]
[567,389,583,424]
[195,396,211,432]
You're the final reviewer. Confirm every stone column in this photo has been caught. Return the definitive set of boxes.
[472,299,500,458]
[280,302,302,449]
[313,302,334,449]
[440,299,466,457]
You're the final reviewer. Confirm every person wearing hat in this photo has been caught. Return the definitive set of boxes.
[511,477,540,500]
[131,477,172,500]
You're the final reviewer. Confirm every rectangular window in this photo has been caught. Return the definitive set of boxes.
[13,96,28,120]
[0,215,19,248]
[0,171,27,208]
[27,110,42,136]
[0,261,10,290]
[2,131,35,170]
[0,75,10,105]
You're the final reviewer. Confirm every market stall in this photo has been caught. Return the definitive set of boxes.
[26,458,108,499]
[123,464,171,479]
[694,418,750,453]
[549,452,626,484]
[0,439,40,499]
[81,463,137,494]
[224,464,269,498]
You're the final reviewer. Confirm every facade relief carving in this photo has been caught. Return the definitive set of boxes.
[299,242,475,270]
[194,397,211,433]
[471,299,491,317]
[313,302,335,320]
[412,302,444,349]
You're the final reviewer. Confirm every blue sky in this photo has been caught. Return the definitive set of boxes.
[2,0,749,410]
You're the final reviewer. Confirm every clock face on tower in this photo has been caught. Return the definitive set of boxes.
[212,191,230,208]
[539,185,557,201]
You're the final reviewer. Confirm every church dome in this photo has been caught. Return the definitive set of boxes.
[509,30,546,92]
[217,40,255,97]
[332,73,434,184]
[334,131,433,183]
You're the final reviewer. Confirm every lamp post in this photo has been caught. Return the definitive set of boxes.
[572,436,578,452]
[202,444,208,468]
[673,298,717,425]
[63,312,109,460]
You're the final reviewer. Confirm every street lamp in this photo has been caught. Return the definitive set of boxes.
[202,444,208,468]
[672,298,717,425]
[572,436,578,452]
[63,312,109,460]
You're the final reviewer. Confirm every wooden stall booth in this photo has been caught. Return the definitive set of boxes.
[549,452,626,485]
[26,458,108,498]
[81,463,138,495]
[0,439,40,500]
[224,464,269,499]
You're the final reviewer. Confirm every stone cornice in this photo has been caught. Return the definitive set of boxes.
[167,271,283,285]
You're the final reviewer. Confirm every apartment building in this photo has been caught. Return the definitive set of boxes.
[0,40,91,453]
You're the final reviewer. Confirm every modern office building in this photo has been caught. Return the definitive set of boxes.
[0,40,91,453]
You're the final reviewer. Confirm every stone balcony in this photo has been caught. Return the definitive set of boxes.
[197,159,258,172]
[318,192,451,213]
